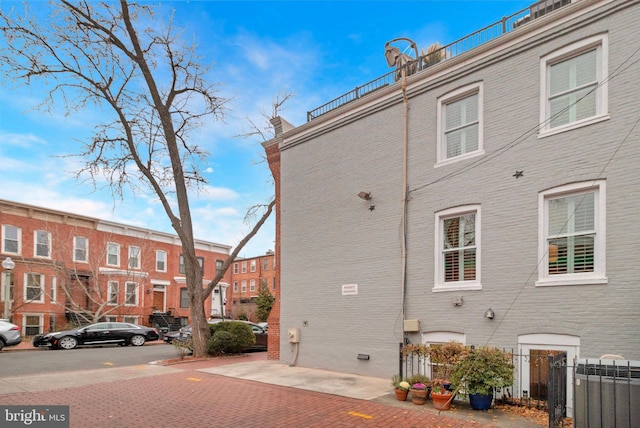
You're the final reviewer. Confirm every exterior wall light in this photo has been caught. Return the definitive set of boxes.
[485,308,495,319]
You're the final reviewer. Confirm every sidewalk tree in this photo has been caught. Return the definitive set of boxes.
[255,279,274,323]
[0,1,273,357]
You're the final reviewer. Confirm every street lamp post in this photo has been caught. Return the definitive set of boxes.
[2,257,15,321]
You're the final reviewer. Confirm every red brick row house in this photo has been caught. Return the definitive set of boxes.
[0,199,232,336]
[230,250,276,321]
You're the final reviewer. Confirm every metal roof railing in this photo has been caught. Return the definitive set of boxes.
[306,0,572,122]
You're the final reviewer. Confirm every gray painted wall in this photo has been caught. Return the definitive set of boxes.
[278,0,640,379]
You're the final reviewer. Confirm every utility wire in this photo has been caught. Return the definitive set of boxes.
[419,43,640,394]
[409,45,640,195]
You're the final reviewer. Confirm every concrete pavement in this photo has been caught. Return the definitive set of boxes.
[1,343,544,427]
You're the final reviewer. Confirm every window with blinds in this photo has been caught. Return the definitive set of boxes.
[437,82,483,164]
[537,180,606,287]
[540,34,608,135]
[435,205,481,291]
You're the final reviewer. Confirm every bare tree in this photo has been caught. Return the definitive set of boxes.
[48,230,154,326]
[0,1,273,356]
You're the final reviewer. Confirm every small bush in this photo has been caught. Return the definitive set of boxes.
[172,337,193,359]
[207,331,236,355]
[207,321,255,355]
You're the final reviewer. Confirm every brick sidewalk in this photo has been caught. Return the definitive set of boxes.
[0,355,516,428]
[2,344,542,427]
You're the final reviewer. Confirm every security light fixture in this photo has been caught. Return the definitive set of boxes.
[485,308,495,320]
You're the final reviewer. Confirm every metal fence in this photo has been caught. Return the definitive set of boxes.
[400,347,640,428]
[307,0,572,121]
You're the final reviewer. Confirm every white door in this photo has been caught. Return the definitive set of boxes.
[210,283,227,317]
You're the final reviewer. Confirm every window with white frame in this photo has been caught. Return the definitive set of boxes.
[233,281,238,292]
[2,224,21,254]
[250,260,256,272]
[179,255,203,274]
[107,242,120,266]
[123,316,138,324]
[263,258,269,271]
[125,282,138,306]
[128,246,141,269]
[434,205,481,291]
[23,314,43,336]
[437,83,483,163]
[241,261,247,273]
[156,250,167,272]
[51,277,57,303]
[540,34,608,135]
[241,280,247,292]
[25,273,44,302]
[34,230,51,258]
[107,281,118,305]
[537,180,606,286]
[250,279,255,292]
[216,260,223,276]
[74,236,88,263]
[233,263,238,274]
[105,315,117,322]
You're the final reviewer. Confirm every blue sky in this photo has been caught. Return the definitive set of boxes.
[0,0,532,257]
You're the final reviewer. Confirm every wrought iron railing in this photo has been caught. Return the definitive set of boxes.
[307,0,572,122]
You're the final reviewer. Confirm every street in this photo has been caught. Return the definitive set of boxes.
[0,343,177,377]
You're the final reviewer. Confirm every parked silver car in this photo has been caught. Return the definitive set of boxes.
[0,319,22,351]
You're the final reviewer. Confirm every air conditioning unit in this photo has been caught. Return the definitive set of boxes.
[575,358,640,428]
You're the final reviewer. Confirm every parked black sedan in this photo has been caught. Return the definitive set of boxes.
[33,322,159,350]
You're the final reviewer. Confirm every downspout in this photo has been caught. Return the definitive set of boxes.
[400,65,409,335]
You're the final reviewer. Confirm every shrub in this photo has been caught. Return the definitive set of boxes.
[450,346,514,395]
[172,337,193,359]
[207,321,255,355]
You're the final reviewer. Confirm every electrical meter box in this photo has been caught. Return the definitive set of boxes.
[288,327,300,343]
[403,319,420,332]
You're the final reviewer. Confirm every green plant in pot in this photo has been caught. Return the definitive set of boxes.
[391,374,411,401]
[451,346,514,410]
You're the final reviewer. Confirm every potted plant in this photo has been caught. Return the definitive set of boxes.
[404,374,431,404]
[409,382,429,405]
[430,378,454,410]
[421,42,446,68]
[391,375,410,401]
[451,346,514,411]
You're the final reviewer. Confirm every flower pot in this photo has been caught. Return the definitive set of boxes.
[469,393,493,410]
[431,392,453,410]
[394,388,408,401]
[410,388,428,405]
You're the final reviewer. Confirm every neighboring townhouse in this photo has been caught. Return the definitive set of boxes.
[229,251,277,321]
[0,199,232,335]
[266,0,640,418]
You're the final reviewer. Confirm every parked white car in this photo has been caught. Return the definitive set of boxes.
[0,319,22,351]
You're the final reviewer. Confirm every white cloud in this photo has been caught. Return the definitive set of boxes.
[0,131,48,148]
